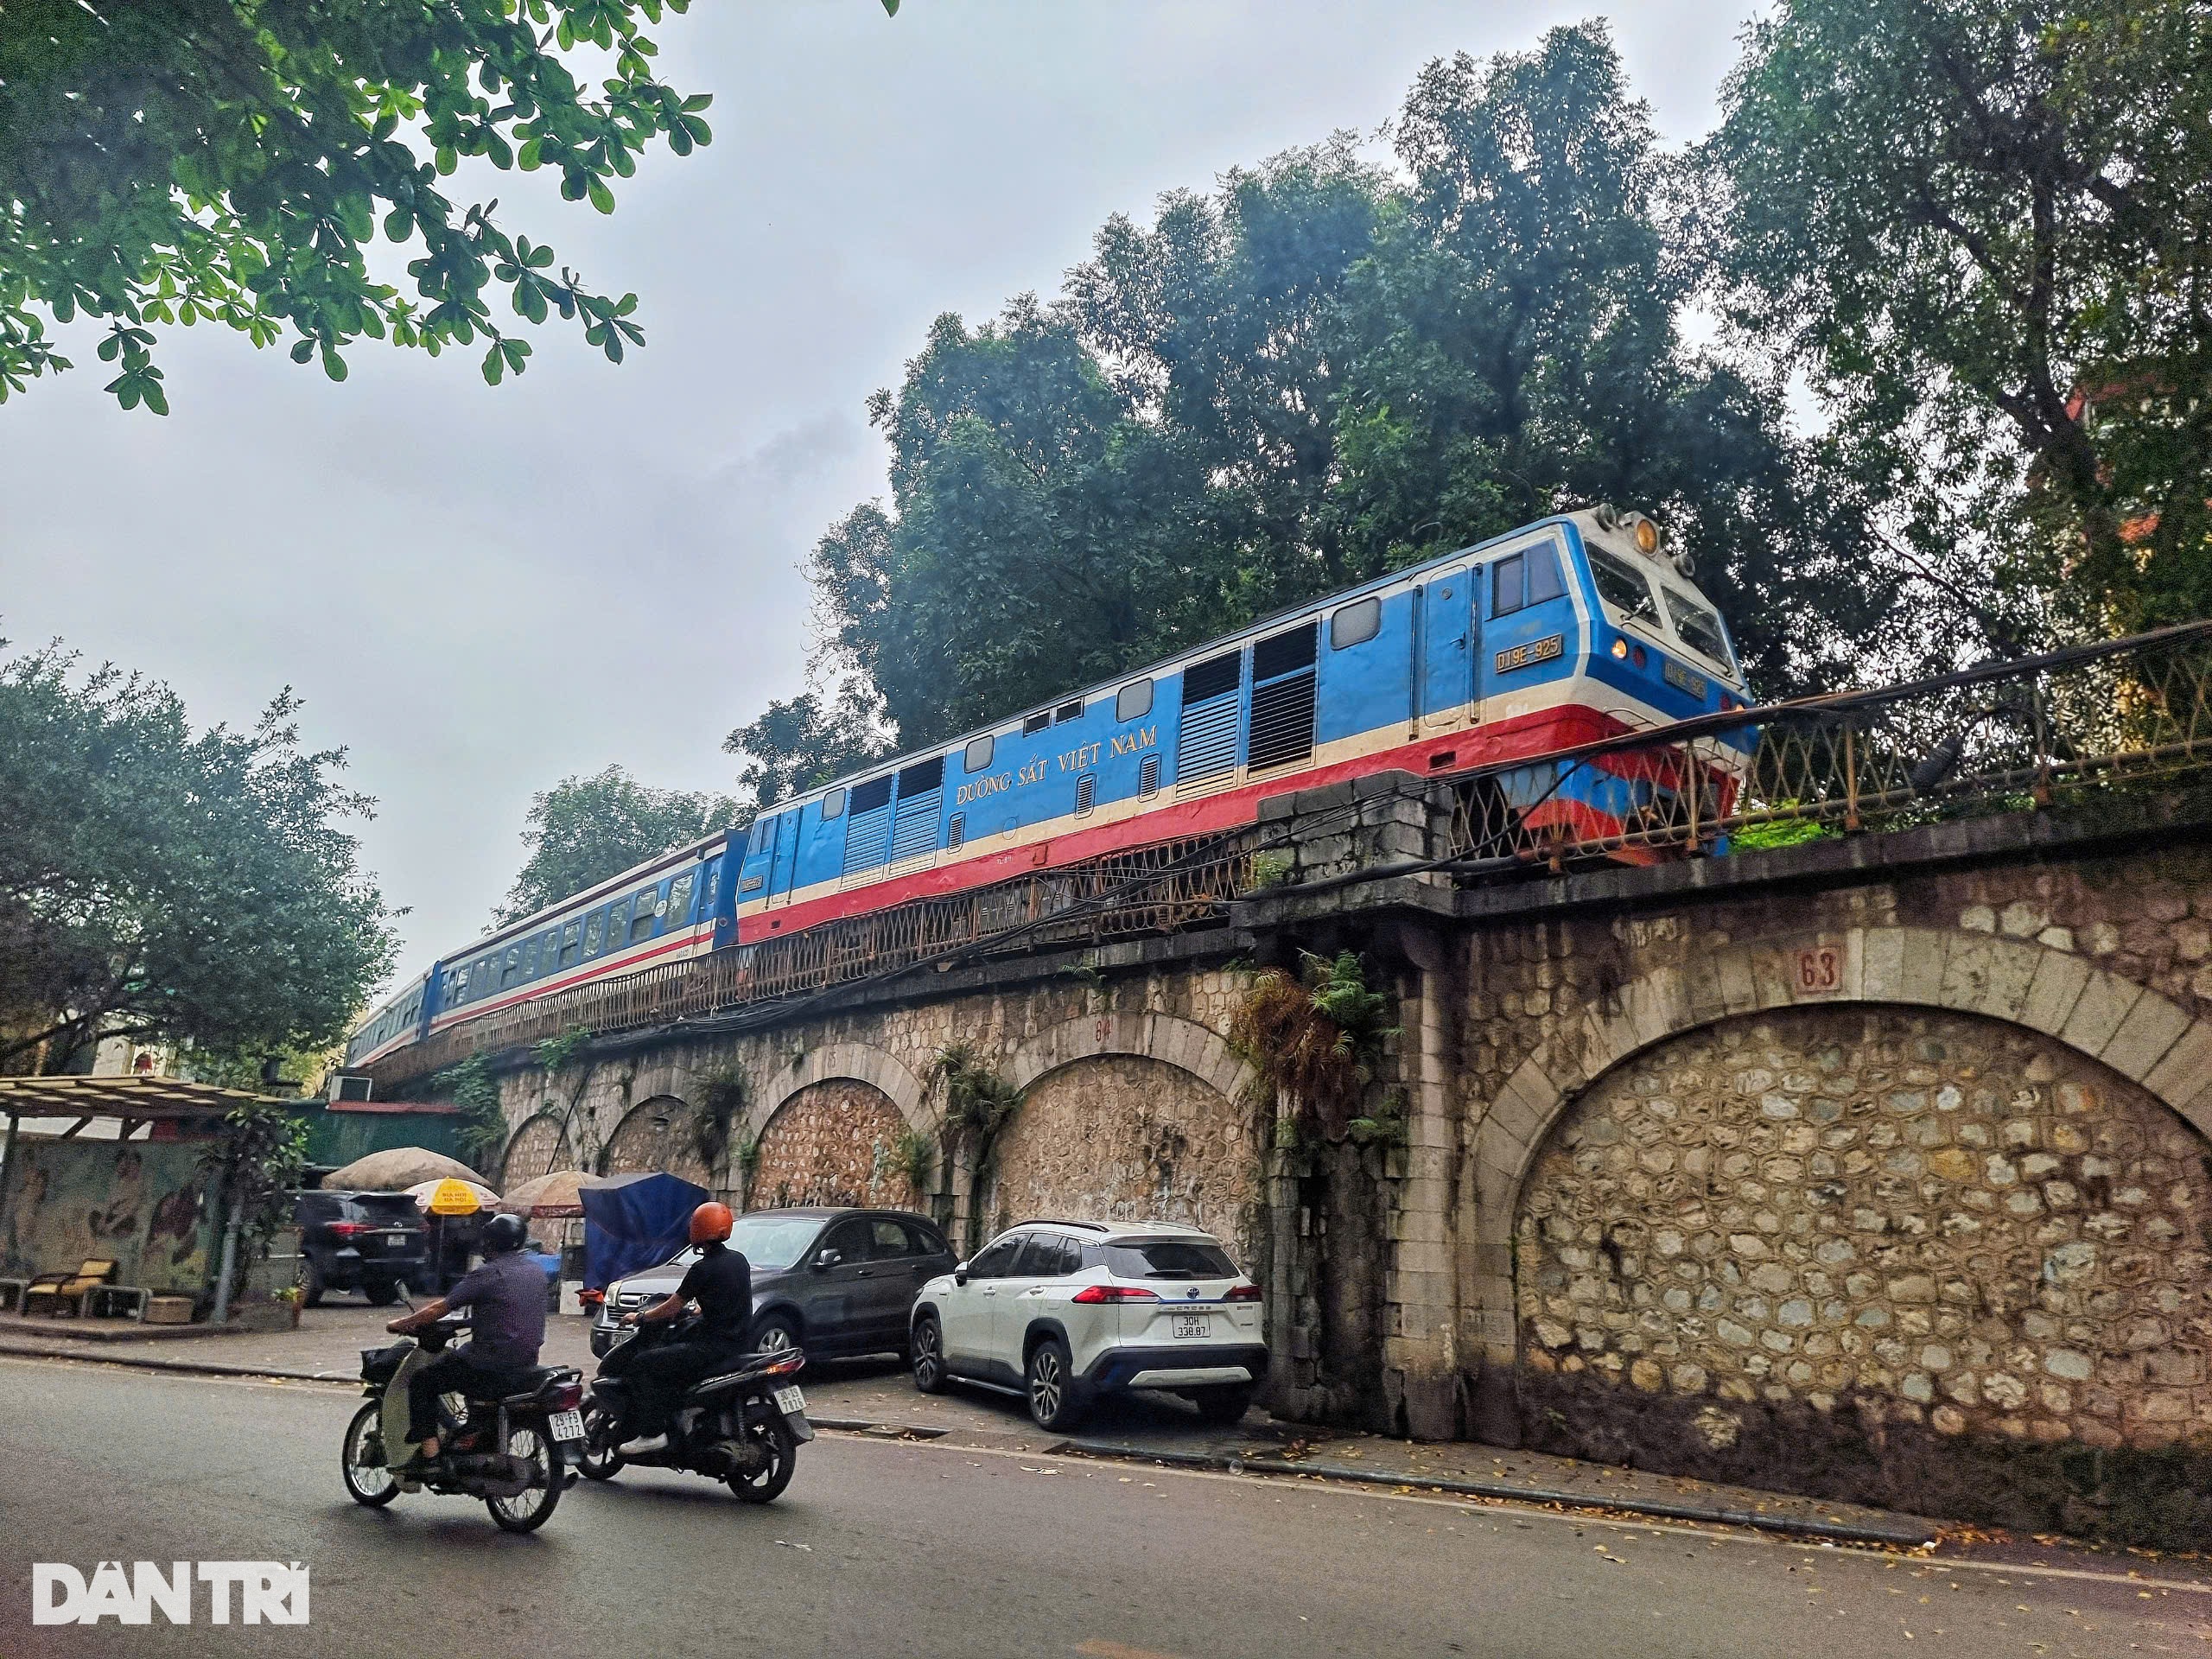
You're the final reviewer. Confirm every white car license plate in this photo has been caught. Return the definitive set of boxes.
[773,1386,806,1415]
[548,1409,585,1443]
[1173,1313,1211,1340]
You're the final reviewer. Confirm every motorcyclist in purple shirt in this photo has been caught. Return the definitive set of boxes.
[385,1211,545,1469]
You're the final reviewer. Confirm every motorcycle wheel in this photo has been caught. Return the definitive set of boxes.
[575,1402,625,1480]
[340,1402,400,1507]
[486,1425,563,1533]
[725,1414,798,1504]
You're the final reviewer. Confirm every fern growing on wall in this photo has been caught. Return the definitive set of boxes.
[1230,950,1399,1145]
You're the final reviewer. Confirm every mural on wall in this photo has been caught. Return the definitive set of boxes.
[3,1138,214,1292]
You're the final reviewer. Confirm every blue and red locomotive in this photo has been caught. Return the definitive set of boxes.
[346,506,1749,1069]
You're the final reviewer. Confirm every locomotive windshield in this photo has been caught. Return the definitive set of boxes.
[1661,587,1731,665]
[1586,544,1655,615]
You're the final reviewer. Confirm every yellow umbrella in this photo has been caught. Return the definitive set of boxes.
[404,1177,499,1214]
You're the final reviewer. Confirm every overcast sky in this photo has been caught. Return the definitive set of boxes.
[2,1,1759,995]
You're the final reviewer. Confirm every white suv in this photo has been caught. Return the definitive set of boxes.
[908,1219,1268,1430]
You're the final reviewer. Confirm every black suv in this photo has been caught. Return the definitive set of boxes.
[292,1190,431,1305]
[591,1207,956,1359]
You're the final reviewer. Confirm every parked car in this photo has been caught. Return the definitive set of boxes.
[591,1207,956,1360]
[908,1219,1268,1431]
[290,1189,430,1305]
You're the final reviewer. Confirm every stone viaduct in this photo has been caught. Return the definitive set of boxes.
[391,780,2212,1535]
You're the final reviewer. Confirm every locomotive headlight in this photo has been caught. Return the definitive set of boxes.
[1611,637,1630,659]
[1633,516,1662,556]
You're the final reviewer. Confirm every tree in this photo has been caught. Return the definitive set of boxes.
[497,763,747,923]
[0,0,893,412]
[0,640,395,1074]
[1705,0,2212,641]
[723,682,894,807]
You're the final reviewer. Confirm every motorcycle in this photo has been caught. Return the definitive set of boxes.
[340,1313,587,1532]
[575,1316,813,1503]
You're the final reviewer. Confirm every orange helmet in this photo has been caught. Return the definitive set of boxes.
[689,1201,734,1243]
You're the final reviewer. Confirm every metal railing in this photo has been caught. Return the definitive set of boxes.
[1440,619,2212,866]
[371,620,2212,1088]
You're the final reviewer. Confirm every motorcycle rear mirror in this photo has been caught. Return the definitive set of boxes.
[812,1249,842,1271]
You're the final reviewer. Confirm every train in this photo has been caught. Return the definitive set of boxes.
[346,505,1751,1070]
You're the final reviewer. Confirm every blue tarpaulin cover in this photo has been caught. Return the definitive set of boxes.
[579,1172,711,1290]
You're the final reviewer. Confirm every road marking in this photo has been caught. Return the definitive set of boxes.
[1073,1642,1189,1659]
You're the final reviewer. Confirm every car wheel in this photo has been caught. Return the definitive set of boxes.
[911,1313,947,1395]
[302,1259,325,1309]
[1193,1384,1254,1427]
[1025,1335,1084,1432]
[751,1312,799,1360]
[363,1279,400,1306]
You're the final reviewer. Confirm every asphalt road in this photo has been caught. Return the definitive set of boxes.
[1,1357,2202,1659]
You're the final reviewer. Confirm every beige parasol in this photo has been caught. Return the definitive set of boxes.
[324,1147,482,1192]
[496,1169,605,1217]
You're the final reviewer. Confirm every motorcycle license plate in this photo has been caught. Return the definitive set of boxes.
[549,1409,585,1443]
[772,1386,805,1415]
[1173,1313,1211,1339]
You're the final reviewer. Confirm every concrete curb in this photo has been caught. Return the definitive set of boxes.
[0,1340,353,1384]
[1052,1438,1940,1550]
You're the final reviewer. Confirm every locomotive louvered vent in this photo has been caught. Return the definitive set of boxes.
[1139,754,1160,796]
[1075,773,1096,815]
[1175,646,1244,794]
[1247,620,1319,772]
[946,812,965,850]
[888,755,946,866]
[841,774,896,876]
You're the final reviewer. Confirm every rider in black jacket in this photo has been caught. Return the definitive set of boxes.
[615,1202,753,1455]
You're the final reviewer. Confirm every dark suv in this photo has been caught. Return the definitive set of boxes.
[292,1190,430,1305]
[591,1207,956,1359]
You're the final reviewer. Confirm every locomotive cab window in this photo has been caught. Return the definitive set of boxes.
[1587,544,1656,617]
[821,787,846,822]
[964,734,995,772]
[1116,679,1153,721]
[1662,588,1731,666]
[1330,596,1381,649]
[1492,544,1566,617]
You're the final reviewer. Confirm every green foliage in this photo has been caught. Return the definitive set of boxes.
[497,765,748,924]
[885,1124,934,1195]
[1229,950,1399,1143]
[692,1063,744,1172]
[0,639,395,1074]
[1731,815,1837,850]
[531,1023,594,1074]
[1248,850,1294,889]
[197,1100,309,1247]
[787,26,1905,758]
[932,1043,1020,1144]
[442,1050,506,1166]
[1705,0,2212,643]
[0,0,731,411]
[723,683,896,807]
[1347,1090,1410,1150]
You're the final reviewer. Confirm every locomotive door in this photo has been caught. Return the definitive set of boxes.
[1420,569,1475,731]
[765,810,800,909]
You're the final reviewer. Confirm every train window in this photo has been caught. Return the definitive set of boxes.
[1588,544,1656,616]
[518,938,536,981]
[700,861,720,913]
[1054,699,1084,724]
[1492,554,1525,616]
[559,920,581,968]
[1116,679,1153,721]
[629,887,660,943]
[1662,588,1730,664]
[607,898,632,946]
[469,958,490,999]
[1182,649,1242,704]
[500,945,521,988]
[582,910,606,957]
[666,872,695,928]
[1023,710,1052,736]
[964,734,995,772]
[1528,543,1566,605]
[947,812,965,851]
[1330,597,1381,649]
[543,929,561,974]
[821,787,846,822]
[851,775,893,815]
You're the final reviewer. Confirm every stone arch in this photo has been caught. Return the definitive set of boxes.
[750,1078,919,1211]
[747,1041,930,1142]
[599,1093,709,1187]
[498,1111,573,1190]
[1004,1011,1254,1102]
[1469,925,2212,1363]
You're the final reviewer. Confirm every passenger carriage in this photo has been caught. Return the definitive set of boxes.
[347,506,1751,1065]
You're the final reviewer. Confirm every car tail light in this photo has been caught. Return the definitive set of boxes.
[327,1222,371,1240]
[1071,1284,1159,1304]
[1224,1283,1262,1302]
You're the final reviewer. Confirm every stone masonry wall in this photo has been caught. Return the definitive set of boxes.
[751,1079,918,1212]
[1516,1005,2212,1448]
